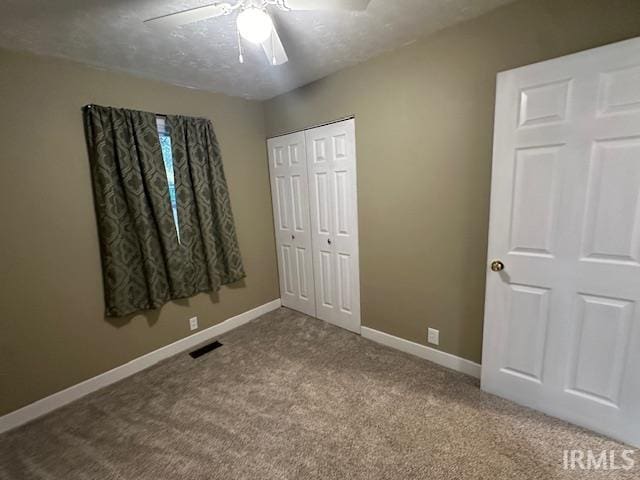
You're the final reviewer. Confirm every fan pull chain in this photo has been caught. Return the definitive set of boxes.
[237,28,244,64]
[271,32,277,65]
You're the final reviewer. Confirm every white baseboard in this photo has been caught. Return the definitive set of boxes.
[0,299,282,434]
[361,327,482,379]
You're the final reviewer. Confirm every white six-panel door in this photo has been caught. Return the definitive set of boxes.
[482,37,640,447]
[267,132,316,316]
[306,119,361,333]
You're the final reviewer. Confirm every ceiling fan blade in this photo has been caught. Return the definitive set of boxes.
[261,27,288,65]
[283,0,371,11]
[144,3,231,29]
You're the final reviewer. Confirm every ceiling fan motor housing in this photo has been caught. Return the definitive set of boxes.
[143,0,371,65]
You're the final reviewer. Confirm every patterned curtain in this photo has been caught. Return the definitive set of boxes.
[84,105,245,317]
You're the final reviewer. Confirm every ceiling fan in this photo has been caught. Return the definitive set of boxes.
[144,0,371,66]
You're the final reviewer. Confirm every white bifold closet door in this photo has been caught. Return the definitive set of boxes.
[267,131,316,317]
[267,119,361,333]
[306,120,361,333]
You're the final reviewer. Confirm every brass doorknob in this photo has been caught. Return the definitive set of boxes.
[490,260,505,272]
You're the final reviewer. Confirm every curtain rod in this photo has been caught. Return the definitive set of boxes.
[266,115,356,139]
[84,104,168,118]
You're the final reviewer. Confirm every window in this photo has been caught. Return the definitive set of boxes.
[156,117,181,243]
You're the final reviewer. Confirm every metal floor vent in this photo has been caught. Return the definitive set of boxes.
[189,340,223,359]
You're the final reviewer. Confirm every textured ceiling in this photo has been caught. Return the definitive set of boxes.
[0,0,515,100]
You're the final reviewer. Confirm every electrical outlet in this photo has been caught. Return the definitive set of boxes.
[427,328,440,346]
[189,317,198,331]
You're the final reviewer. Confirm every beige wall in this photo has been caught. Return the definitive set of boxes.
[3,0,640,416]
[264,0,640,364]
[0,48,279,415]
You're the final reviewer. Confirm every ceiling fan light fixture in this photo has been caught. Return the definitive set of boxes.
[236,7,273,44]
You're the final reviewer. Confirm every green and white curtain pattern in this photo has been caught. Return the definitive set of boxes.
[84,105,245,317]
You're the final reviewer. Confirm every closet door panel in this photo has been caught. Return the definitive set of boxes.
[267,132,316,316]
[306,119,361,332]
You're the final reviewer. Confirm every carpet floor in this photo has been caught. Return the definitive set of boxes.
[0,308,636,479]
